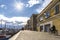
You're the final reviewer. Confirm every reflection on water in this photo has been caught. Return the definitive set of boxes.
[0,38,9,40]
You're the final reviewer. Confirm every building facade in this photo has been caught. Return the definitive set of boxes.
[24,20,32,30]
[37,0,60,35]
[24,24,28,30]
[30,14,38,31]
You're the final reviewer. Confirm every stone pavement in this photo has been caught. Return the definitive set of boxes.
[9,31,21,40]
[9,30,60,40]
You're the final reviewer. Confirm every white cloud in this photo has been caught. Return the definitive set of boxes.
[14,0,43,8]
[25,4,29,7]
[0,14,30,25]
[36,7,43,13]
[20,22,27,25]
[26,0,41,7]
[0,4,7,9]
[36,0,52,13]
[10,17,30,23]
[0,14,8,20]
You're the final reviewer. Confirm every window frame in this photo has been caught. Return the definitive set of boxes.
[44,11,50,18]
[55,5,59,14]
[39,16,43,21]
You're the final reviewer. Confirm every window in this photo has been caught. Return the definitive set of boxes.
[44,11,50,18]
[40,17,43,21]
[55,5,59,14]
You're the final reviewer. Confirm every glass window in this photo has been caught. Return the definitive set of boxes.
[44,11,50,18]
[40,17,43,21]
[55,5,59,14]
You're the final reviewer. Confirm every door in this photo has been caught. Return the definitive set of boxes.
[44,24,50,32]
[40,26,43,31]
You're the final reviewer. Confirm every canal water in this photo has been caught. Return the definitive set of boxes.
[0,35,11,40]
[0,38,9,40]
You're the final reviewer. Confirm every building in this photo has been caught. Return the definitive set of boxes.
[27,20,32,30]
[24,20,32,30]
[24,14,38,31]
[30,14,38,31]
[37,0,60,35]
[24,24,28,30]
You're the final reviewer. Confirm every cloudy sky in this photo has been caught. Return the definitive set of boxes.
[0,0,52,27]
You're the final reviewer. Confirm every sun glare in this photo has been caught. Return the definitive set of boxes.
[14,2,23,10]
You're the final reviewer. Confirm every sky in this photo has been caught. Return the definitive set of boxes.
[0,0,52,28]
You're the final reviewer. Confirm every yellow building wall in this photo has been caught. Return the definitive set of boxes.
[50,8,55,16]
[37,27,40,31]
[37,0,60,32]
[51,3,60,34]
[53,17,60,35]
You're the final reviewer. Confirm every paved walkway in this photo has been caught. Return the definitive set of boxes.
[9,30,60,40]
[9,31,21,40]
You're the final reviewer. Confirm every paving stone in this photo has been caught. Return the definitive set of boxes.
[10,30,60,40]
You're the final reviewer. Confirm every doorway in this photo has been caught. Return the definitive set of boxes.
[40,26,43,31]
[44,24,50,32]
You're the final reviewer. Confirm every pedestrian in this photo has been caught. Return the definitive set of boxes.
[52,25,56,33]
